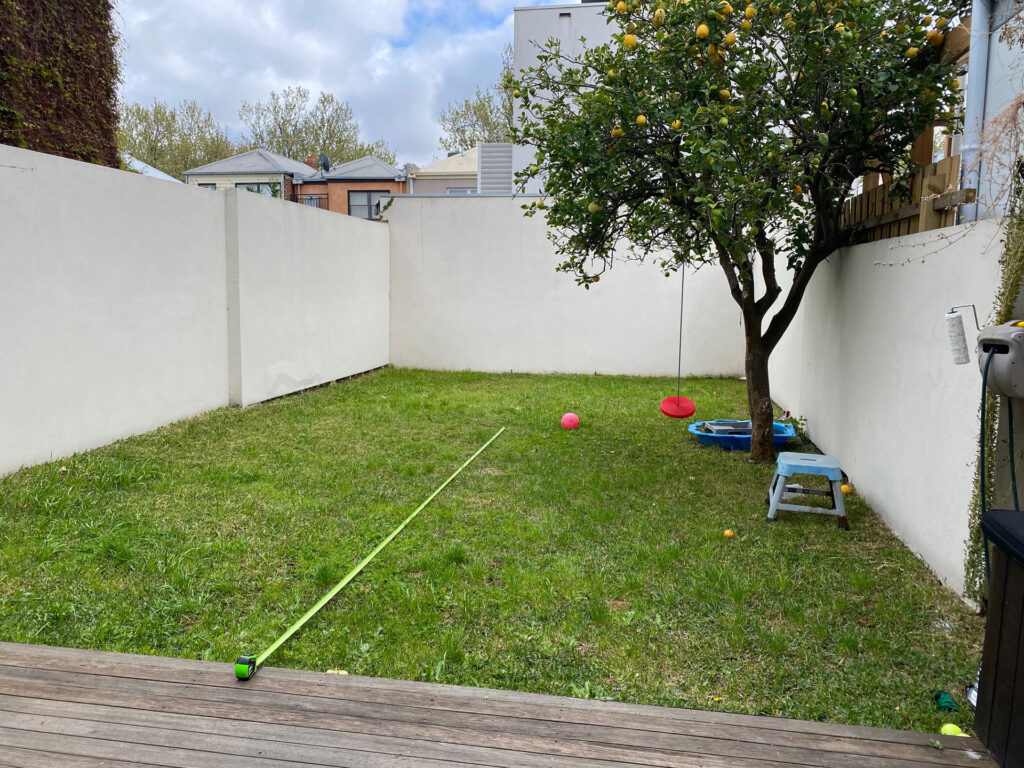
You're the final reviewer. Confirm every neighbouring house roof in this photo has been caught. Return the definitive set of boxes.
[296,155,404,184]
[124,155,181,183]
[183,148,317,178]
[412,148,478,179]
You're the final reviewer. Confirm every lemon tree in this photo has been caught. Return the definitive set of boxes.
[511,0,966,461]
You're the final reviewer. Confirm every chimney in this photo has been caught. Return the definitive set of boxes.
[305,155,317,169]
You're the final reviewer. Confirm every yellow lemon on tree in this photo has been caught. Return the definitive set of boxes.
[904,46,919,58]
[936,16,948,28]
[724,31,738,45]
[718,88,731,101]
[611,125,624,137]
[794,184,803,195]
[696,23,710,39]
[588,201,601,213]
[616,0,628,12]
[636,114,648,126]
[745,5,756,18]
[623,33,638,49]
[671,119,683,130]
[653,7,666,25]
[741,19,752,29]
[921,15,932,25]
[719,1,734,15]
[927,29,944,46]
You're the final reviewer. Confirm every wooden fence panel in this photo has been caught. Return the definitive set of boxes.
[841,155,970,244]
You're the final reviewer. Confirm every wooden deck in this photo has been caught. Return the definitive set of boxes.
[0,642,996,768]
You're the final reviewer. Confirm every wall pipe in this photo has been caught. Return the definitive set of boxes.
[961,0,993,222]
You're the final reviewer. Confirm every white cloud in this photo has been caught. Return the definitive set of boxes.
[114,0,555,165]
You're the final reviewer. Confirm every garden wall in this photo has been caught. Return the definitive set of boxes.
[228,191,390,406]
[0,144,390,475]
[770,220,1005,595]
[386,196,746,377]
[0,145,229,475]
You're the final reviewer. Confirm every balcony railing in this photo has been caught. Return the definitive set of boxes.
[297,194,329,210]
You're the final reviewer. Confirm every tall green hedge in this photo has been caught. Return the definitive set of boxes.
[0,0,119,166]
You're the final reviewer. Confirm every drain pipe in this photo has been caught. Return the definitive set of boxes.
[961,0,992,222]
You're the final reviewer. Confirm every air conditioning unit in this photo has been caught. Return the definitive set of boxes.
[477,143,515,195]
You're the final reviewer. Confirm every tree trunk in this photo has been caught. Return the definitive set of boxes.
[744,333,776,463]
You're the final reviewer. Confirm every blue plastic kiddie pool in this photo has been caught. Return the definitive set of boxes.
[688,420,796,451]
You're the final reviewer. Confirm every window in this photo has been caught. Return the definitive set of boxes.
[348,190,389,220]
[197,183,216,190]
[235,182,281,198]
[446,188,477,196]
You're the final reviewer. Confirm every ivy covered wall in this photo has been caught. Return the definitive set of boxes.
[0,0,119,166]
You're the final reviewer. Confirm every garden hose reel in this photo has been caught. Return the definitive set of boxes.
[977,321,1024,398]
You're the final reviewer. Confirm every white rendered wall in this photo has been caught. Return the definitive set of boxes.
[0,144,230,475]
[770,221,1005,594]
[228,191,390,406]
[387,195,745,376]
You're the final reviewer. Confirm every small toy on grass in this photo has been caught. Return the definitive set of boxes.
[841,484,853,495]
[940,723,966,736]
[561,413,580,429]
[933,690,959,712]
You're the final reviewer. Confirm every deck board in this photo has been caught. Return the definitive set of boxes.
[0,642,996,768]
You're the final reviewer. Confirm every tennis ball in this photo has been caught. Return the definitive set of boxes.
[841,484,852,495]
[724,529,735,539]
[561,412,580,429]
[940,723,965,736]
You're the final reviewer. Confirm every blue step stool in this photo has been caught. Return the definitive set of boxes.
[767,452,849,529]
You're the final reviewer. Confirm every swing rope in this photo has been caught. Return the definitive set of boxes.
[660,267,696,419]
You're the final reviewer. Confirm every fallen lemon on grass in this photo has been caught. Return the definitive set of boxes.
[724,529,735,539]
[841,484,852,495]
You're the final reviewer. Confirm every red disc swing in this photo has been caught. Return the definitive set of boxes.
[660,268,696,419]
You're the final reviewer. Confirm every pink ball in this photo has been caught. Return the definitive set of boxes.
[561,412,580,430]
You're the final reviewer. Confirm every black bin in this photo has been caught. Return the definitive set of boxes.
[977,508,1024,766]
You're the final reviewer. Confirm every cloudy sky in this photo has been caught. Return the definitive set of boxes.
[114,0,566,167]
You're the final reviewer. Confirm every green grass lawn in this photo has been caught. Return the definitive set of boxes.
[0,368,982,733]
